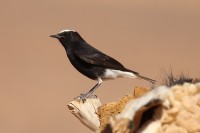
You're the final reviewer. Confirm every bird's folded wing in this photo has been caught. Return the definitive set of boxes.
[74,46,125,69]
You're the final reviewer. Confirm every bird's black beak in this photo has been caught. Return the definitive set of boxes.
[50,34,60,39]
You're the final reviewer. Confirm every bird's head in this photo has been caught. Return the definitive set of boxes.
[50,29,84,48]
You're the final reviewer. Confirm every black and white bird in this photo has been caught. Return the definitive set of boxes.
[50,30,156,99]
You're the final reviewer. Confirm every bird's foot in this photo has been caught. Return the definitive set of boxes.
[74,93,97,102]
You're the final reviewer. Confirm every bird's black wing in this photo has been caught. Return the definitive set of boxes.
[74,44,126,70]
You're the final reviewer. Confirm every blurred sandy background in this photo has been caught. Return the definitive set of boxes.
[0,0,200,132]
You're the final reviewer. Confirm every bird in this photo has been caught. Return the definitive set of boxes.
[50,29,156,99]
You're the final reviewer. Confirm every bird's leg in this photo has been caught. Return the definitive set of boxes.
[78,78,102,100]
[87,78,103,96]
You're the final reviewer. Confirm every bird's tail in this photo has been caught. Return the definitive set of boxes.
[137,74,156,84]
[122,68,156,84]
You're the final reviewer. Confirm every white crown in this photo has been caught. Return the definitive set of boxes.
[59,29,76,33]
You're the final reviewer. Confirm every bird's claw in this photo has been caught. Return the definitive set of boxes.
[74,93,97,102]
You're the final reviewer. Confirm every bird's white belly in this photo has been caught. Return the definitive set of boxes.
[102,69,137,80]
